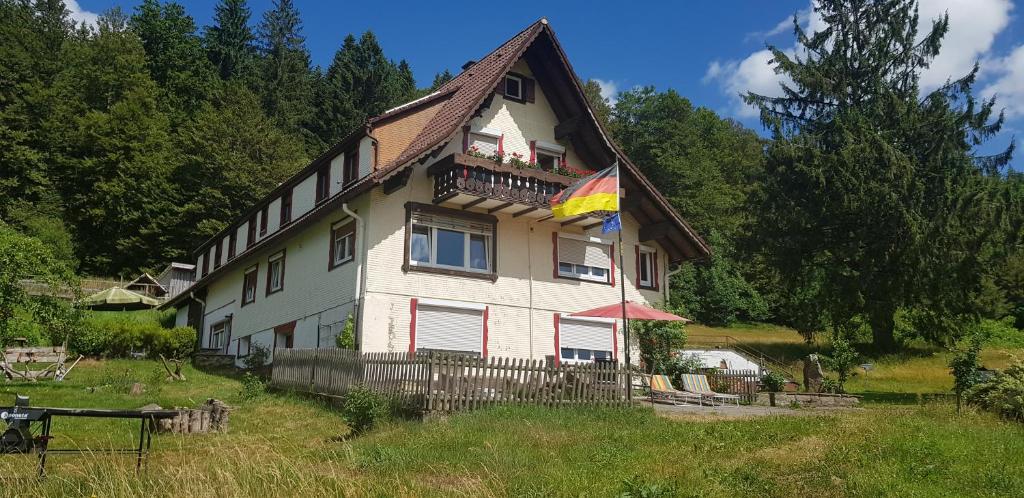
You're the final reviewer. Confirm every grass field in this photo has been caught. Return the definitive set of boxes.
[1,357,1023,497]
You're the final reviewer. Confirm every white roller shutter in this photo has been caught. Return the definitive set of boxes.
[416,304,483,354]
[558,237,610,269]
[560,318,613,351]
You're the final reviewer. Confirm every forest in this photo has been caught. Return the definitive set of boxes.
[1,0,1022,351]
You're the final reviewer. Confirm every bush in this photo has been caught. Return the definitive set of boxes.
[634,318,686,374]
[336,313,356,349]
[949,334,983,412]
[761,371,787,392]
[967,361,1024,422]
[341,384,391,435]
[823,336,858,393]
[238,372,266,402]
[243,344,270,371]
[820,378,841,394]
[977,317,1024,349]
[67,311,195,359]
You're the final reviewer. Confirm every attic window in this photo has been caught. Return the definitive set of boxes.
[504,75,522,100]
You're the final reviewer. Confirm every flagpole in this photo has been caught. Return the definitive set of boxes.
[613,160,632,404]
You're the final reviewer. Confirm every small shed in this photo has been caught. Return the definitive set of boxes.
[155,263,196,300]
[126,273,167,297]
[678,349,763,373]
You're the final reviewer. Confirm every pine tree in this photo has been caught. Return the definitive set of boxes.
[582,79,611,127]
[256,0,313,134]
[746,0,1014,349]
[204,0,256,81]
[429,69,454,91]
[311,31,417,145]
[129,0,218,123]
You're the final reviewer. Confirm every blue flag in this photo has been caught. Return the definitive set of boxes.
[602,212,621,234]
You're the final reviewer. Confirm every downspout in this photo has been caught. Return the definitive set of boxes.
[664,262,684,307]
[342,203,367,349]
[189,291,207,351]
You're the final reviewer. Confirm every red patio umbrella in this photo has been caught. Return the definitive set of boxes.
[570,301,691,322]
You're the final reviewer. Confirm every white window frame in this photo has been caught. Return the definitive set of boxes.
[557,234,612,283]
[638,246,655,288]
[409,223,492,274]
[504,74,523,100]
[242,265,258,305]
[268,252,284,293]
[210,320,230,350]
[558,315,615,364]
[332,220,355,267]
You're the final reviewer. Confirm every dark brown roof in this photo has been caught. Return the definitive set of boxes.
[375,20,547,181]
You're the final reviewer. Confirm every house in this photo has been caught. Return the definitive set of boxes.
[154,262,196,300]
[159,19,710,367]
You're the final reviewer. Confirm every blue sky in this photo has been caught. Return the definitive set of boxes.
[72,0,1023,170]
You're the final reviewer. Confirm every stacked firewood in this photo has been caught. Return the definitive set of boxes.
[152,399,231,434]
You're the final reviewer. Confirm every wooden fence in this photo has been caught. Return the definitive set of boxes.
[270,349,630,413]
[705,369,759,403]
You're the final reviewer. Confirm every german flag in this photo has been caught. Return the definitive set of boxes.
[550,164,619,218]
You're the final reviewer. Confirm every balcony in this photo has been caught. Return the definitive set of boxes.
[427,153,600,226]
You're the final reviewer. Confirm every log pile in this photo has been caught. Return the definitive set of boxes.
[152,399,231,434]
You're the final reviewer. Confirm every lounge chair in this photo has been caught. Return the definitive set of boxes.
[648,374,704,406]
[679,373,741,406]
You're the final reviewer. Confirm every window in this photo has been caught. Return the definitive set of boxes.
[343,148,358,187]
[280,190,292,226]
[214,239,223,268]
[247,214,257,248]
[533,141,564,172]
[236,336,251,358]
[228,229,237,260]
[330,220,355,270]
[469,130,500,156]
[558,317,615,364]
[260,206,269,235]
[637,246,657,290]
[241,265,258,306]
[405,203,497,279]
[201,253,209,277]
[413,300,485,355]
[556,235,612,283]
[209,319,230,351]
[537,151,558,171]
[315,165,330,203]
[266,250,285,295]
[504,74,522,100]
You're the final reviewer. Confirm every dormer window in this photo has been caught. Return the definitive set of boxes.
[504,74,522,100]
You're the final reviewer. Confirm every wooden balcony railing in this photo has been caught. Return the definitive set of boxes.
[427,153,581,209]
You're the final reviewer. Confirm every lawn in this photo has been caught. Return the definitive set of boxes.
[1,360,1023,497]
[688,323,1023,395]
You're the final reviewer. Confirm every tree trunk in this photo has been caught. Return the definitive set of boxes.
[869,308,897,352]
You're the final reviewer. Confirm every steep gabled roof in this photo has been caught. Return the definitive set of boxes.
[371,18,710,262]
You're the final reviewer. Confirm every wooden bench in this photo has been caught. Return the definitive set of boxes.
[2,345,82,382]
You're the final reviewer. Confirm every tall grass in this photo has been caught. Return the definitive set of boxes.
[2,360,1023,496]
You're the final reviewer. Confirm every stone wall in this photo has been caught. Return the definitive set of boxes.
[753,392,861,408]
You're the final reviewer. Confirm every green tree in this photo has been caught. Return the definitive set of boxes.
[203,0,256,81]
[581,79,611,127]
[129,0,218,122]
[256,0,313,135]
[745,0,1013,350]
[0,221,79,347]
[429,69,454,91]
[311,31,417,146]
[173,82,307,248]
[48,9,181,274]
[634,319,686,374]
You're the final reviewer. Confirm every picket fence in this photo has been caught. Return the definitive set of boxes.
[705,369,760,403]
[270,349,630,413]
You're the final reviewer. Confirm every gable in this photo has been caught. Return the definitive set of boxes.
[372,94,451,168]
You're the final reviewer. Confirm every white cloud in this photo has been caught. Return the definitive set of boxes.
[66,0,99,29]
[593,79,619,105]
[704,0,1015,118]
[982,44,1024,118]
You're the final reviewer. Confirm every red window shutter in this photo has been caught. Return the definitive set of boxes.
[529,140,537,164]
[553,313,561,367]
[610,242,616,287]
[560,153,567,170]
[409,298,418,354]
[551,232,558,279]
[612,321,618,360]
[497,134,504,156]
[524,77,536,103]
[482,306,489,358]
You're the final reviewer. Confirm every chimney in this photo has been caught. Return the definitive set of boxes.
[461,60,476,71]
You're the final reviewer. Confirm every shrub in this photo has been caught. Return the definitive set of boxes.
[761,371,787,392]
[341,384,391,435]
[824,336,858,393]
[634,318,686,374]
[336,313,356,349]
[243,344,271,371]
[977,317,1024,349]
[238,372,266,402]
[820,378,841,394]
[967,361,1024,422]
[949,334,983,412]
[145,326,196,359]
